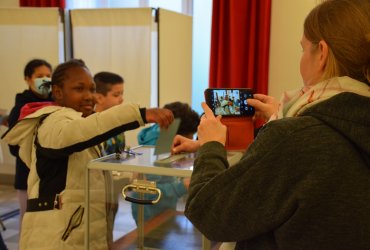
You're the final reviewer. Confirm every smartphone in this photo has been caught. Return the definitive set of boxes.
[204,88,255,117]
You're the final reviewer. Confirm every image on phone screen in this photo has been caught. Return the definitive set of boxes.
[205,88,255,116]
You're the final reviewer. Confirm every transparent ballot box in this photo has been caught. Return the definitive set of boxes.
[85,145,242,250]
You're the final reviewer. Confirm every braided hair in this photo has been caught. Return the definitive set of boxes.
[51,59,88,87]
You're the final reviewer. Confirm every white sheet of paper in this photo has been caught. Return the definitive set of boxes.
[154,118,181,155]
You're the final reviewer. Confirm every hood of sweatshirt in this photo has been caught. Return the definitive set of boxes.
[1,104,62,167]
[15,89,53,108]
[302,92,370,166]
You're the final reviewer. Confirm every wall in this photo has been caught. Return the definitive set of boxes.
[0,0,17,7]
[268,0,318,99]
[191,0,212,114]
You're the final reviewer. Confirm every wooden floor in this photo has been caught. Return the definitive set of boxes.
[112,210,205,250]
[0,184,220,250]
[0,185,19,250]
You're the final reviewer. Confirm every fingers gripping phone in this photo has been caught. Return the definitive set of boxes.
[204,88,255,117]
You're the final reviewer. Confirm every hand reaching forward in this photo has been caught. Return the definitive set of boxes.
[145,108,174,129]
[198,102,227,147]
[171,135,201,154]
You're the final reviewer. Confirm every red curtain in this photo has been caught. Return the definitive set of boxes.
[209,0,271,95]
[19,0,65,8]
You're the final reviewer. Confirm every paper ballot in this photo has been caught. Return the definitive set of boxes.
[154,118,181,155]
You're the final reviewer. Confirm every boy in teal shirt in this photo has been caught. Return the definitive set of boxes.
[133,102,200,223]
[94,71,125,155]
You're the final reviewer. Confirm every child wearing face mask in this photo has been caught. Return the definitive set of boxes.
[6,58,53,234]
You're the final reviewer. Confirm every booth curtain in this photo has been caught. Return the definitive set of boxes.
[209,0,271,95]
[19,0,65,8]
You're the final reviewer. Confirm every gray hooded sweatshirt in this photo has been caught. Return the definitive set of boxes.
[185,92,370,250]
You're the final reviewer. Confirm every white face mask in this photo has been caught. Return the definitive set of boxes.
[34,77,51,97]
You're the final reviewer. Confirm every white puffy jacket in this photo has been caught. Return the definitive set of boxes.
[2,103,145,250]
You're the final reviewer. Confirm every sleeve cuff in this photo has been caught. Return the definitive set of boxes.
[139,108,147,123]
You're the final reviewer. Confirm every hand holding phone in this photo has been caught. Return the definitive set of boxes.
[204,88,255,117]
[246,93,279,121]
[197,102,227,146]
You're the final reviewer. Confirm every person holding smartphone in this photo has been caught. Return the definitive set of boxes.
[174,0,370,249]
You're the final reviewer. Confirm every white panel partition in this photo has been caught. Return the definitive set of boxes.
[71,8,155,107]
[158,8,192,107]
[0,8,62,177]
[71,8,156,146]
[0,8,62,112]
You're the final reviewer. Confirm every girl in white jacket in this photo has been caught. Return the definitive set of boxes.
[2,59,173,250]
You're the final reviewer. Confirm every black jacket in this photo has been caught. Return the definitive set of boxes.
[7,89,53,189]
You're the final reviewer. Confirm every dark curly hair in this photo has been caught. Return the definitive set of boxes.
[23,59,52,78]
[163,102,200,137]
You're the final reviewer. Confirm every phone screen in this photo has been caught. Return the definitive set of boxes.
[205,88,255,116]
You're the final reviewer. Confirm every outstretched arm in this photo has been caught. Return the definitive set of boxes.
[171,135,201,154]
[145,108,174,129]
